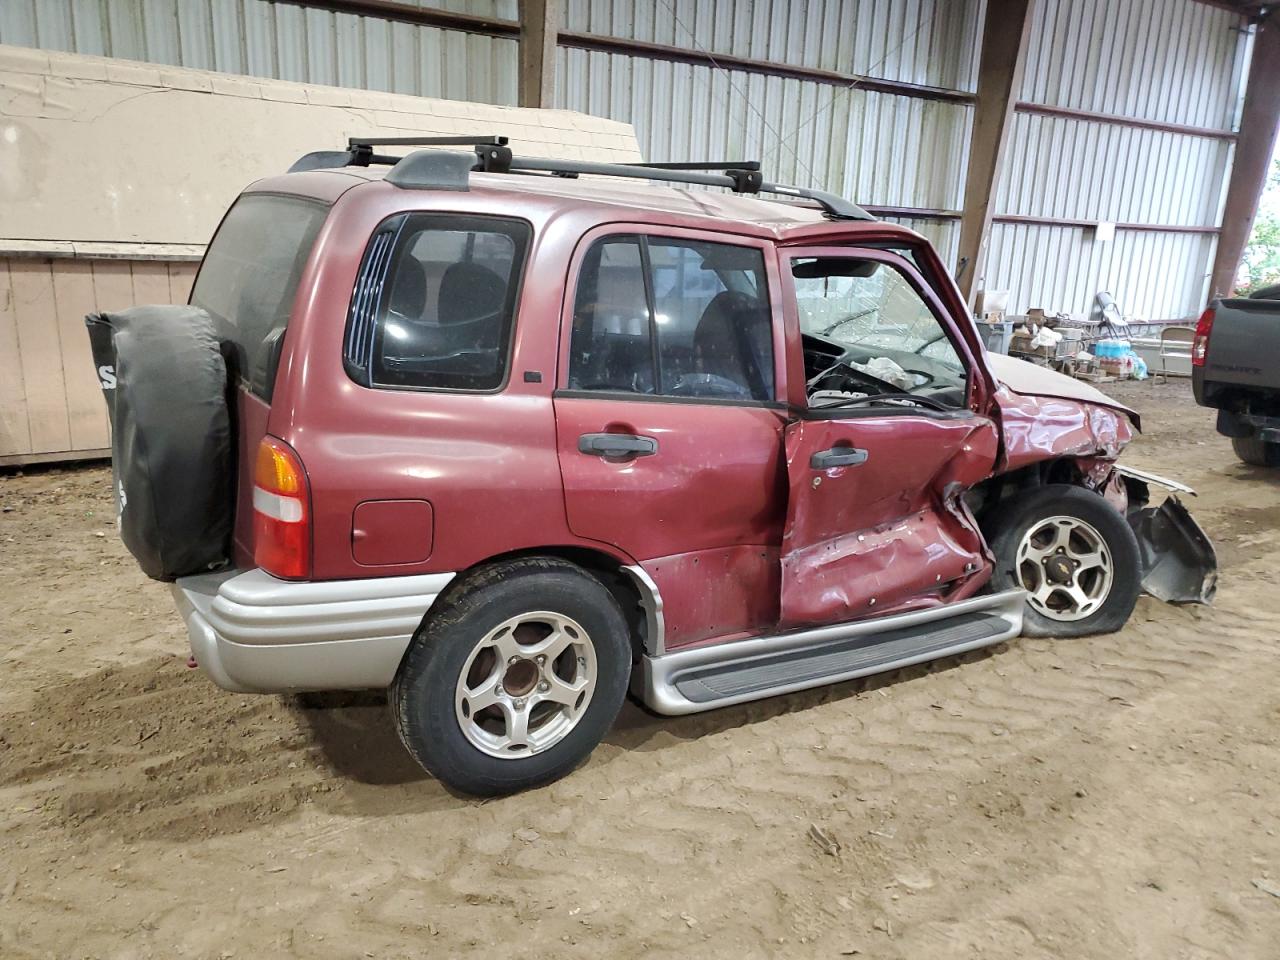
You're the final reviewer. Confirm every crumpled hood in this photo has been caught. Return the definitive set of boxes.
[985,352,1138,472]
[986,352,1139,428]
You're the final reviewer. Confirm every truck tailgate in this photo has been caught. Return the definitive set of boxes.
[1201,298,1280,390]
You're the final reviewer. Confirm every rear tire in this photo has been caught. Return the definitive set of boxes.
[988,484,1141,638]
[1231,435,1280,467]
[391,557,631,796]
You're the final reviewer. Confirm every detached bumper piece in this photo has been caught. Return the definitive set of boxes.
[1127,497,1218,605]
[171,568,454,693]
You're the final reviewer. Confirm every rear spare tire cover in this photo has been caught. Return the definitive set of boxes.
[85,305,233,581]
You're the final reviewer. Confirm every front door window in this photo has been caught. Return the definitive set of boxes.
[792,257,967,410]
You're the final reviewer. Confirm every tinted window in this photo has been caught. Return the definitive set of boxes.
[345,214,530,392]
[192,193,328,398]
[569,236,774,402]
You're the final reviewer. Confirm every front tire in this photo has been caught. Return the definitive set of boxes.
[391,557,632,796]
[1231,435,1280,467]
[988,484,1141,638]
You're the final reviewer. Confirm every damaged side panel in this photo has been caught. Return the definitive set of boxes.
[780,414,1000,628]
[996,386,1135,472]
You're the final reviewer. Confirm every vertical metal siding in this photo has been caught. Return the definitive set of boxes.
[563,0,984,91]
[988,0,1247,319]
[997,113,1234,226]
[0,0,518,104]
[556,45,972,208]
[1,0,1253,322]
[1020,0,1244,128]
[984,222,1217,321]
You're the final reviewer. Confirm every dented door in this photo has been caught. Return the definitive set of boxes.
[780,412,999,627]
[777,243,1001,628]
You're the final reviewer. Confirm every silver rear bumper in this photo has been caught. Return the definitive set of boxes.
[171,568,454,693]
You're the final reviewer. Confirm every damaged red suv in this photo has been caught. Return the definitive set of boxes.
[88,137,1216,796]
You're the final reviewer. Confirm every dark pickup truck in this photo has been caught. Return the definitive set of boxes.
[1193,284,1280,467]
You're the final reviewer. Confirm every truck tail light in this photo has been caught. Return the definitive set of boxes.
[253,436,311,580]
[1192,307,1214,367]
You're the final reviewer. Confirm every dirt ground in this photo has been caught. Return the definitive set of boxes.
[2,379,1278,959]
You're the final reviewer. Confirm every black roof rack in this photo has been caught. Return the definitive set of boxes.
[287,135,874,222]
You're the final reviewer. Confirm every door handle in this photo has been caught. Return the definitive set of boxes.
[579,432,658,458]
[810,446,869,469]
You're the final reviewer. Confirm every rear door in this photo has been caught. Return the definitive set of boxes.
[189,192,329,566]
[778,247,999,628]
[553,227,789,650]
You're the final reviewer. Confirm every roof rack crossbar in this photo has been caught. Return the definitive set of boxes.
[623,161,762,172]
[504,156,744,191]
[347,135,508,148]
[497,157,871,219]
[290,135,876,221]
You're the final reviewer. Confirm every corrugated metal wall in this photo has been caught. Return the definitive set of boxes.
[556,0,983,265]
[554,47,973,211]
[0,0,519,103]
[0,0,1253,320]
[562,0,982,89]
[986,0,1247,318]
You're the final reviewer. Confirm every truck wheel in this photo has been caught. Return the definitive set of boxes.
[1231,435,1280,467]
[391,557,632,796]
[988,485,1141,638]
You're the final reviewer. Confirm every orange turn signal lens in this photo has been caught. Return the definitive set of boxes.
[255,437,305,496]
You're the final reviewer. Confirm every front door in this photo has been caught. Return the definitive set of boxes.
[554,228,789,650]
[778,247,999,628]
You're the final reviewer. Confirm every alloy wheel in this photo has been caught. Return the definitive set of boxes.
[1014,515,1115,622]
[453,611,597,759]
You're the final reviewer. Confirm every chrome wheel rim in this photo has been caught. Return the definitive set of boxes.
[1015,515,1114,622]
[454,611,597,760]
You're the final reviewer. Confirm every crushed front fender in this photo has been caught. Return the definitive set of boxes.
[1126,496,1218,604]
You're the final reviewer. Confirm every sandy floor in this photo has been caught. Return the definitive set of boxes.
[2,379,1278,959]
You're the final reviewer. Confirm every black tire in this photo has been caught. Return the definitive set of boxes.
[1231,435,1280,467]
[391,557,632,796]
[988,484,1141,638]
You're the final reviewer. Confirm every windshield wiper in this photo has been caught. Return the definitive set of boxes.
[819,307,876,337]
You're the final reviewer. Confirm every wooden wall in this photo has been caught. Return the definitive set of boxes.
[0,258,198,466]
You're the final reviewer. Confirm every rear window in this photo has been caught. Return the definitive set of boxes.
[343,213,531,392]
[191,193,328,398]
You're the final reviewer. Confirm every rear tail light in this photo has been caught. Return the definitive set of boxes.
[1192,307,1214,367]
[253,436,311,579]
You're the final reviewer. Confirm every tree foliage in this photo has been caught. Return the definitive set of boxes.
[1239,155,1280,295]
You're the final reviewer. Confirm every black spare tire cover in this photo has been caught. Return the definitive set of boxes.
[85,305,233,582]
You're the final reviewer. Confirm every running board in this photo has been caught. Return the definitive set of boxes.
[637,590,1026,715]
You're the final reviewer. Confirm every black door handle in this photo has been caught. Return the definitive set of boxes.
[810,446,869,469]
[579,433,658,458]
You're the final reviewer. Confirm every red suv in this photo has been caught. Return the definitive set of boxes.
[89,137,1216,796]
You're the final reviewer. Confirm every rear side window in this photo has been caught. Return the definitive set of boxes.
[344,214,531,392]
[568,236,775,403]
[192,193,328,399]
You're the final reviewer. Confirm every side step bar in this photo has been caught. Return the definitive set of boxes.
[637,590,1026,715]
